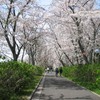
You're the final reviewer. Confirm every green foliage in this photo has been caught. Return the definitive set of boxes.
[62,64,100,94]
[62,66,77,80]
[75,64,97,82]
[0,61,44,100]
[0,55,6,59]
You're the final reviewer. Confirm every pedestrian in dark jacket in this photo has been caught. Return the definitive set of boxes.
[59,67,63,76]
[55,68,59,77]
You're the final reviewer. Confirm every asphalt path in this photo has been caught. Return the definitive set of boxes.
[32,72,100,100]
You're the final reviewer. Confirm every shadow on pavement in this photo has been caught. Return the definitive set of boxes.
[44,77,86,90]
[40,94,92,100]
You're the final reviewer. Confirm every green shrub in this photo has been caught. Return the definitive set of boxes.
[62,64,100,92]
[62,66,77,80]
[0,61,44,100]
[75,64,97,83]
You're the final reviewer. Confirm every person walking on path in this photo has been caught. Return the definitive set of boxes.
[46,67,49,73]
[59,67,63,76]
[55,68,59,77]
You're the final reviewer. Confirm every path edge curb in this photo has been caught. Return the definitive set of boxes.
[28,73,45,100]
[64,77,100,98]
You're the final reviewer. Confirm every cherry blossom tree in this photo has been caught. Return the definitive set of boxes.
[0,0,35,61]
[45,0,99,65]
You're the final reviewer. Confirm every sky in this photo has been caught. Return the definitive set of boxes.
[95,0,100,9]
[37,0,52,9]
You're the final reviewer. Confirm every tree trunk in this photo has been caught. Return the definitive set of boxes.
[78,39,89,64]
[13,53,18,61]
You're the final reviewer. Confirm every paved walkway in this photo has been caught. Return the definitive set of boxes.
[31,72,100,100]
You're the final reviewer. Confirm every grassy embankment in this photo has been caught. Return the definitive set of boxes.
[0,61,44,100]
[62,64,100,95]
